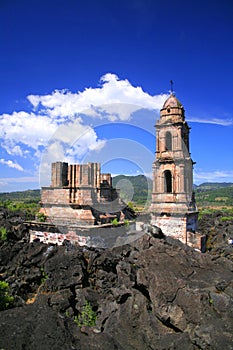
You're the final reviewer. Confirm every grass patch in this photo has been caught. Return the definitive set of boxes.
[220,216,233,222]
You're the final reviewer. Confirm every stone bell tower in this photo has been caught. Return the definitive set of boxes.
[150,93,203,250]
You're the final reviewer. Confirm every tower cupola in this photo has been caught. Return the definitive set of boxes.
[159,94,185,124]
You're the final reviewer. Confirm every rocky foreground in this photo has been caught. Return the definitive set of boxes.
[0,209,233,350]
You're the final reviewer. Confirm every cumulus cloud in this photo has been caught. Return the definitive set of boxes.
[43,121,106,163]
[0,73,231,190]
[27,73,168,120]
[0,111,58,153]
[0,73,169,182]
[27,73,231,125]
[39,124,107,187]
[2,141,24,157]
[0,158,24,171]
[0,74,167,162]
[43,118,107,165]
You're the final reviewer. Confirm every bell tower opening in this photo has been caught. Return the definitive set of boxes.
[165,131,172,151]
[164,170,172,193]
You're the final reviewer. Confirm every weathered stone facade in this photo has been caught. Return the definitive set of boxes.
[150,94,205,250]
[40,162,122,226]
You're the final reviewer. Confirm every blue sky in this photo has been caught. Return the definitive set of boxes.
[0,0,232,192]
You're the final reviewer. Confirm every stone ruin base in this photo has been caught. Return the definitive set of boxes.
[151,211,206,252]
[39,204,125,227]
[39,205,96,226]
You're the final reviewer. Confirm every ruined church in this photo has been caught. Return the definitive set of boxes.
[38,91,205,250]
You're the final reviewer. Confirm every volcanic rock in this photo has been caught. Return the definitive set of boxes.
[0,210,232,349]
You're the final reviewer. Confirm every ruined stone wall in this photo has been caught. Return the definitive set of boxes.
[67,163,101,188]
[41,205,95,225]
[51,162,68,187]
[100,173,112,187]
[40,161,122,226]
[51,162,101,189]
[41,188,70,204]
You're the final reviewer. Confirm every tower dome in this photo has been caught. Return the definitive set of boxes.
[163,94,182,108]
[159,93,184,123]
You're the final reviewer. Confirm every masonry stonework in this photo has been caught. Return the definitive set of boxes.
[150,94,205,250]
[40,162,122,226]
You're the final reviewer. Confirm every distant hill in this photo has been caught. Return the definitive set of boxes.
[196,182,233,190]
[112,175,152,205]
[112,177,233,207]
[0,189,40,203]
[195,183,233,207]
[0,180,232,207]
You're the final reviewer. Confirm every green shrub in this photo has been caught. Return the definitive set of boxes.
[111,218,119,226]
[127,202,134,210]
[0,281,14,310]
[0,227,7,241]
[40,267,48,284]
[37,212,46,222]
[74,300,97,327]
[198,208,215,220]
[209,297,214,305]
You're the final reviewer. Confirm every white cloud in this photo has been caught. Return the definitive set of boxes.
[66,127,106,160]
[2,141,24,157]
[39,129,106,187]
[27,73,168,120]
[0,74,168,167]
[0,111,58,154]
[27,73,232,126]
[187,116,233,126]
[0,158,24,171]
[0,73,232,191]
[0,73,170,188]
[42,122,107,164]
[0,176,38,183]
[194,169,233,184]
[0,176,40,192]
[39,126,107,187]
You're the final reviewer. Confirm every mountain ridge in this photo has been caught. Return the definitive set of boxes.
[0,178,233,206]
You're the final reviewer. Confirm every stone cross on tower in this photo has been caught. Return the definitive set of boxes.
[150,93,204,250]
[170,80,174,94]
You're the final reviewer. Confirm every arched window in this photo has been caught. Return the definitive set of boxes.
[165,132,172,151]
[164,170,172,193]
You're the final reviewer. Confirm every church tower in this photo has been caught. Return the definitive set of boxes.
[150,93,203,249]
